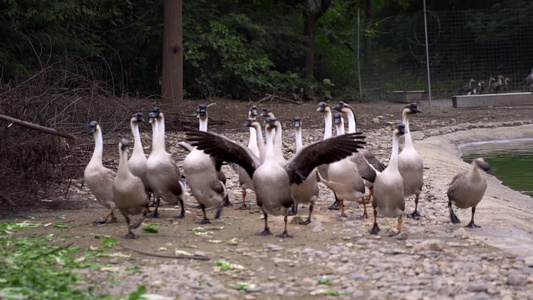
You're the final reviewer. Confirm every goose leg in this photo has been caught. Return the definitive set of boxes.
[109,210,118,223]
[147,199,161,218]
[288,201,298,216]
[130,209,148,230]
[258,213,272,236]
[122,215,136,239]
[340,199,347,218]
[328,193,341,210]
[223,194,232,207]
[175,199,185,219]
[466,207,480,228]
[370,208,380,235]
[407,193,422,219]
[197,204,210,224]
[389,215,403,237]
[237,190,250,210]
[299,205,313,225]
[361,195,369,219]
[214,200,224,219]
[94,208,116,224]
[448,200,461,224]
[277,215,293,238]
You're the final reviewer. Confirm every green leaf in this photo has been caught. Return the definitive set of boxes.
[53,224,69,229]
[102,237,117,248]
[233,283,250,291]
[142,223,160,233]
[216,259,232,270]
[318,278,331,285]
[326,290,349,296]
[55,215,66,220]
[128,285,147,300]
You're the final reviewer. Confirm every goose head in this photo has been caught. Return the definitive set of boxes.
[89,121,99,135]
[120,139,130,152]
[333,113,342,125]
[316,102,330,113]
[152,107,161,118]
[396,123,406,136]
[488,77,495,82]
[261,108,275,118]
[504,77,511,84]
[293,116,301,128]
[473,157,491,171]
[469,78,476,83]
[197,104,207,119]
[403,103,422,115]
[148,112,156,124]
[249,106,258,119]
[131,112,145,124]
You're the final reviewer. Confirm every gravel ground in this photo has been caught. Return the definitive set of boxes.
[2,100,533,300]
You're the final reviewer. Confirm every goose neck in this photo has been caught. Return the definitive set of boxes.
[131,122,145,156]
[265,128,276,161]
[275,123,283,149]
[345,109,357,133]
[199,117,208,132]
[389,132,400,170]
[295,127,303,151]
[155,116,166,151]
[90,130,104,164]
[335,123,345,136]
[401,111,414,149]
[324,110,332,139]
[248,126,258,148]
[118,147,130,178]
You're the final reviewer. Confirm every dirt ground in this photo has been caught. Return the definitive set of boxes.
[2,99,533,299]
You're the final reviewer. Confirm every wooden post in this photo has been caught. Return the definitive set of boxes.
[0,114,76,140]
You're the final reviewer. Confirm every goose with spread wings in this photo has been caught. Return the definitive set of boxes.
[185,117,366,238]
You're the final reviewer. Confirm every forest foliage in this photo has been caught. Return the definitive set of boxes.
[1,0,533,100]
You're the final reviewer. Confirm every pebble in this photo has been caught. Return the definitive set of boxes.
[506,271,526,286]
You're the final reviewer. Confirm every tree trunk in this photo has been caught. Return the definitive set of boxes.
[161,0,183,103]
[364,0,373,68]
[303,0,333,79]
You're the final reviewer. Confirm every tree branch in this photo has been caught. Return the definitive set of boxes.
[0,114,76,140]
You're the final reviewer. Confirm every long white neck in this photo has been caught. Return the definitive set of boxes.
[155,114,166,152]
[118,146,130,178]
[401,111,414,150]
[247,127,259,157]
[275,123,283,150]
[335,122,345,136]
[295,127,303,151]
[151,120,158,151]
[253,123,266,161]
[471,164,483,182]
[389,132,400,171]
[199,116,208,132]
[324,109,332,139]
[90,129,104,165]
[345,109,357,133]
[131,121,145,157]
[265,128,276,161]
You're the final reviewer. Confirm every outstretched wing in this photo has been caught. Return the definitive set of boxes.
[285,132,366,184]
[184,130,261,179]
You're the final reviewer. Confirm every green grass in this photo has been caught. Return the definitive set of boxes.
[0,222,145,299]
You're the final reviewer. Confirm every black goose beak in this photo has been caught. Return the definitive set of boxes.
[398,123,406,135]
[260,108,269,117]
[250,106,258,117]
[333,101,345,112]
[152,106,161,118]
[89,121,97,134]
[317,102,326,112]
[243,119,253,127]
[266,117,277,127]
[409,103,422,113]
[120,139,130,151]
[197,104,207,117]
[483,163,491,171]
[148,112,156,124]
[136,113,145,122]
[294,116,301,128]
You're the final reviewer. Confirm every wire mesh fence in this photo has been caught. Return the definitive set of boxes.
[358,7,533,102]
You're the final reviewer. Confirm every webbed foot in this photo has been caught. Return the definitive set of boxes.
[276,231,293,238]
[122,232,136,239]
[299,219,311,226]
[407,210,421,219]
[257,229,273,236]
[328,200,340,210]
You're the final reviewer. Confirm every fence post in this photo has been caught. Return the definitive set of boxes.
[423,0,432,107]
[357,9,363,102]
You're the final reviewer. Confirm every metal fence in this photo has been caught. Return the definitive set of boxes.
[357,7,533,102]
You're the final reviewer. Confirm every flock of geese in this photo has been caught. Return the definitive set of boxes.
[84,103,492,239]
[459,75,511,95]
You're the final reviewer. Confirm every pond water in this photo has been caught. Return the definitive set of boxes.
[460,138,533,197]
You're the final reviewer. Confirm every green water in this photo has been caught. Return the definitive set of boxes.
[460,139,533,197]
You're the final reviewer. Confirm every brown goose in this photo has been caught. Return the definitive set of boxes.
[181,104,227,223]
[316,102,341,211]
[146,107,186,218]
[398,103,423,219]
[289,116,318,225]
[128,113,152,200]
[371,123,406,235]
[447,158,491,228]
[185,117,366,238]
[113,139,149,238]
[84,121,117,224]
[327,113,366,218]
[333,101,386,217]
